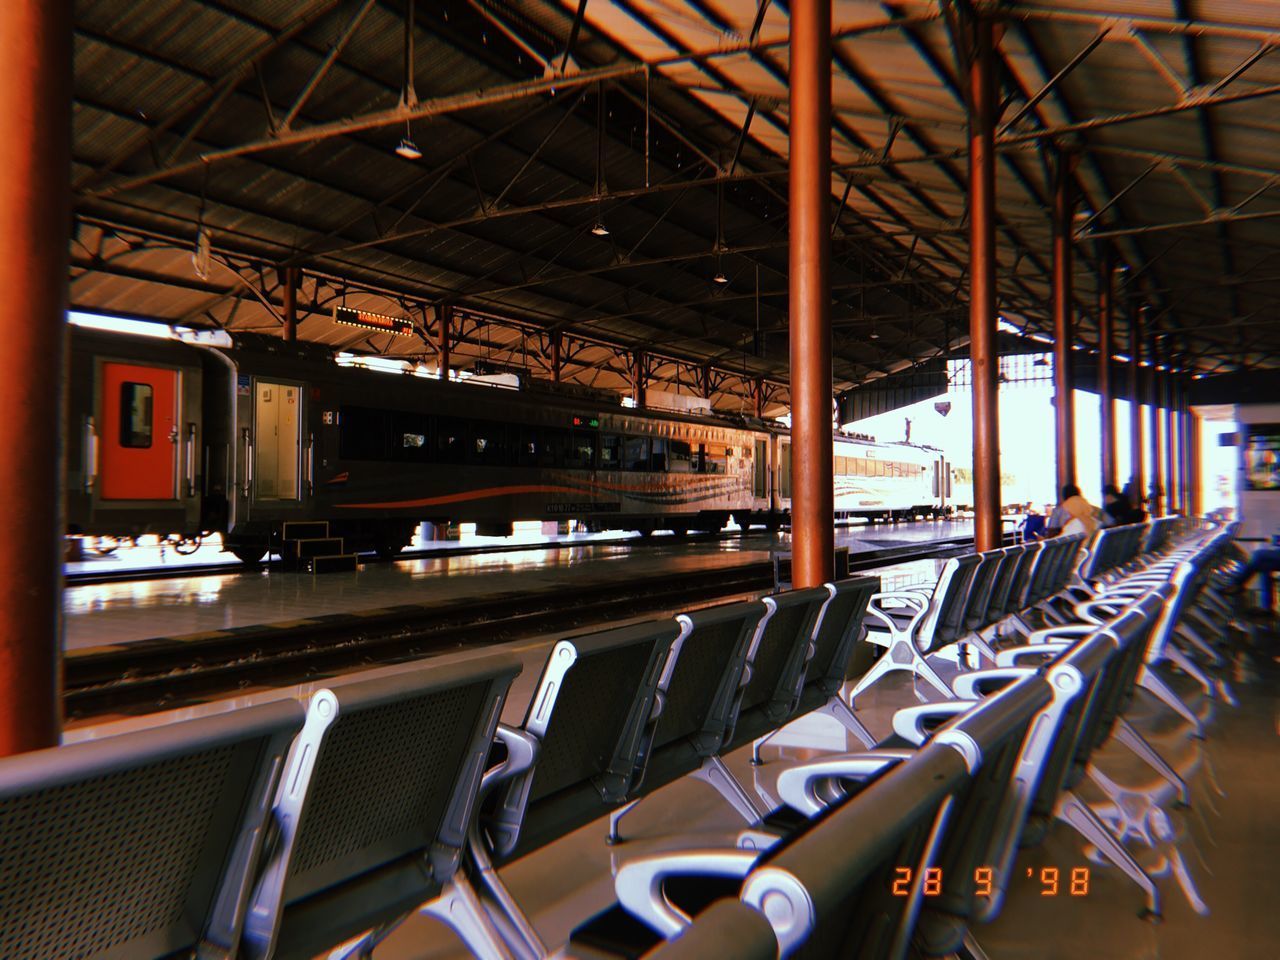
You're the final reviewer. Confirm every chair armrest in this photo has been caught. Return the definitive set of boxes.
[477,724,542,858]
[616,849,761,938]
[952,667,1038,700]
[1025,624,1095,643]
[865,591,929,637]
[994,642,1071,668]
[892,701,976,746]
[774,749,915,817]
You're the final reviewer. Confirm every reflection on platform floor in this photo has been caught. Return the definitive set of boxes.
[63,519,971,650]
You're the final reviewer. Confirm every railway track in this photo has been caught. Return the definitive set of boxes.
[65,536,982,720]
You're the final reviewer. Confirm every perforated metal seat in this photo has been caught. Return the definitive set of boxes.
[240,653,522,960]
[0,699,304,960]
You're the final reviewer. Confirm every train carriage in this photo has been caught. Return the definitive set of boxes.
[66,326,954,562]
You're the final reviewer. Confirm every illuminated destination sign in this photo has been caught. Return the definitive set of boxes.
[333,306,413,335]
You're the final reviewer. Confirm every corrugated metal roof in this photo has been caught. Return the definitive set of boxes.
[68,0,1280,412]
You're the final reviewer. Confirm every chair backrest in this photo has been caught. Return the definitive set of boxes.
[994,542,1039,618]
[978,545,1028,627]
[725,587,830,740]
[244,655,522,960]
[1047,534,1086,597]
[740,741,970,959]
[645,601,768,762]
[0,699,304,960]
[488,622,678,860]
[806,577,879,697]
[921,553,983,649]
[959,549,1004,632]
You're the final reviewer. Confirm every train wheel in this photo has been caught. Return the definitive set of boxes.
[171,534,203,556]
[230,542,268,565]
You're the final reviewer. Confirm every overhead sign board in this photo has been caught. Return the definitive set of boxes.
[333,306,412,336]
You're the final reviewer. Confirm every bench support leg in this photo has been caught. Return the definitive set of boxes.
[420,873,520,960]
[1114,719,1190,805]
[1138,665,1205,738]
[1056,790,1161,918]
[691,755,766,826]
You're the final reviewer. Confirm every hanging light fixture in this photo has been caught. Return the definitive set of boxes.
[591,220,610,237]
[395,120,422,160]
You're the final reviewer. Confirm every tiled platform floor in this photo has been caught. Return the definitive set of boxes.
[64,520,971,650]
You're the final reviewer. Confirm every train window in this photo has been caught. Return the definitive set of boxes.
[339,406,392,460]
[669,440,693,473]
[566,429,594,469]
[514,426,538,467]
[600,434,622,470]
[119,382,153,448]
[780,443,792,498]
[702,443,728,474]
[391,411,431,463]
[472,421,507,466]
[651,438,668,472]
[437,417,467,464]
[753,440,767,497]
[542,428,571,467]
[624,436,649,471]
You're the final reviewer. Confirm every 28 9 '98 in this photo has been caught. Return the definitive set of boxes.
[891,866,1091,897]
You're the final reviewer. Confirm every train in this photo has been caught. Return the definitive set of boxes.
[66,325,957,563]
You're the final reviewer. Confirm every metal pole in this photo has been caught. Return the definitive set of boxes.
[1180,378,1193,516]
[634,349,647,408]
[0,0,69,756]
[439,304,452,379]
[1189,409,1202,517]
[1052,150,1077,492]
[968,14,1002,553]
[1164,375,1177,514]
[788,0,835,587]
[281,266,298,341]
[1128,298,1145,512]
[1097,253,1116,491]
[551,331,562,384]
[1147,329,1162,517]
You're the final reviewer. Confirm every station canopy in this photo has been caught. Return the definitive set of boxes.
[71,1,1280,413]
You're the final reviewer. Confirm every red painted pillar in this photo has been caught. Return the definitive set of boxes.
[1147,330,1162,517]
[1128,299,1145,511]
[0,0,69,755]
[1164,375,1177,514]
[633,350,647,408]
[788,0,835,586]
[1097,254,1116,492]
[550,331,562,384]
[967,14,1002,552]
[1051,151,1077,491]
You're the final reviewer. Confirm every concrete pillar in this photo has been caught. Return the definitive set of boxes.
[967,14,1002,552]
[0,0,69,755]
[787,0,835,587]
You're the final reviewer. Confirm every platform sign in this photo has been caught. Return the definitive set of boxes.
[333,306,412,335]
[237,375,251,397]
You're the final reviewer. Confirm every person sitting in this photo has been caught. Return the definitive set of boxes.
[1046,484,1102,537]
[1019,508,1048,541]
[1223,540,1280,612]
[1101,484,1138,526]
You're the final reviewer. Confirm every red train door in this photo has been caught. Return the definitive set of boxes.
[100,362,179,500]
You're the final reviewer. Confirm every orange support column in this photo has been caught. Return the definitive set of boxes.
[1097,254,1116,491]
[1127,299,1145,511]
[0,0,69,755]
[787,0,835,587]
[967,14,1002,552]
[1051,151,1077,491]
